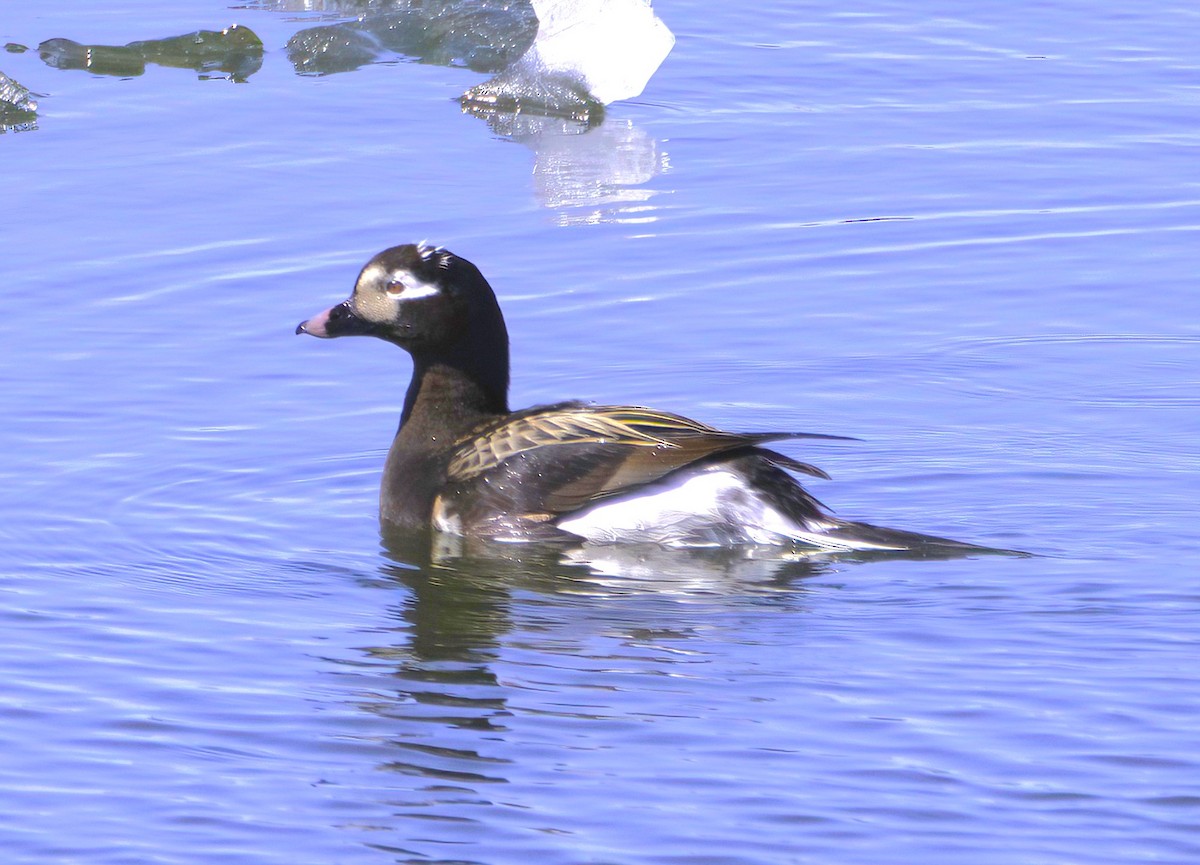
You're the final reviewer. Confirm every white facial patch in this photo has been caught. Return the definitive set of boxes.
[352,262,442,323]
[386,271,440,300]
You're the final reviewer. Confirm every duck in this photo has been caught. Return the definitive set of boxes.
[297,242,989,554]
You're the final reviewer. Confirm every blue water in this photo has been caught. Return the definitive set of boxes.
[3,1,1200,863]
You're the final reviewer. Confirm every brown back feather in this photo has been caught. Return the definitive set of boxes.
[445,403,846,517]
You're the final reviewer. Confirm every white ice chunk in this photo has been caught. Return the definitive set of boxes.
[526,0,674,104]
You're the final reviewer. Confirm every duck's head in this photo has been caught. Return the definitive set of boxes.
[296,242,506,358]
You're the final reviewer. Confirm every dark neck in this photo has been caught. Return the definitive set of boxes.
[381,346,509,529]
[399,286,510,436]
[400,353,509,437]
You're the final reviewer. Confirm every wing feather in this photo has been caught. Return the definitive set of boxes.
[444,404,848,521]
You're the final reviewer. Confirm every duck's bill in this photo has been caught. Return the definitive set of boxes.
[296,300,374,338]
[295,306,334,337]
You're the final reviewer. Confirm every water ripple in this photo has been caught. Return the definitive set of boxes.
[923,333,1200,408]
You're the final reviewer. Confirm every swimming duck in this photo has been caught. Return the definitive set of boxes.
[297,242,985,553]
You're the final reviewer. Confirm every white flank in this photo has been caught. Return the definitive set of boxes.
[556,467,854,549]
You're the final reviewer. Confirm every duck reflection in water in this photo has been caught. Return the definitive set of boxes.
[357,523,835,818]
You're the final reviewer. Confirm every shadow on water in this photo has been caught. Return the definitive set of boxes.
[326,525,1015,849]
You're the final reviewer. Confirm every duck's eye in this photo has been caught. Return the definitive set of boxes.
[383,275,441,301]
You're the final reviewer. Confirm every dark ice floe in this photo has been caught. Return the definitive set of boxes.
[1,71,36,113]
[37,25,264,82]
[19,0,672,154]
[280,0,673,120]
[286,1,539,76]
